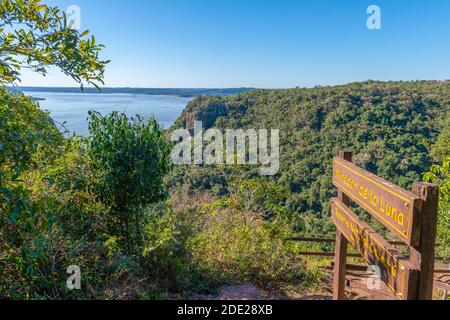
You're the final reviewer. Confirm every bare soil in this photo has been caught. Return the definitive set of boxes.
[210,269,448,300]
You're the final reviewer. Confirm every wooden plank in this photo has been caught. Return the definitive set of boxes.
[331,197,419,299]
[434,281,450,292]
[410,183,440,300]
[298,252,361,258]
[323,266,369,272]
[330,262,374,272]
[298,251,447,264]
[332,157,423,246]
[333,151,352,300]
[286,237,434,247]
[434,269,450,274]
[286,237,337,243]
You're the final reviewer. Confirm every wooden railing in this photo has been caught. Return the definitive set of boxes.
[286,237,446,260]
[286,236,449,299]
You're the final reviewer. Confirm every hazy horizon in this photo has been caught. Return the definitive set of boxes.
[15,78,450,91]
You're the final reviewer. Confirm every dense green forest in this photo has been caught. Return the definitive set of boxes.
[170,81,450,236]
[1,0,449,300]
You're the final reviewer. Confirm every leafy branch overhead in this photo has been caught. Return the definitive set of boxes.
[0,0,110,88]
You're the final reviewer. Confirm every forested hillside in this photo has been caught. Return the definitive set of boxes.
[2,0,448,301]
[169,81,450,236]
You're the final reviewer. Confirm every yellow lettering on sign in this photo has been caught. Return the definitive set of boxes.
[358,185,369,200]
[370,188,378,207]
[333,158,416,243]
[333,204,401,282]
[379,195,405,227]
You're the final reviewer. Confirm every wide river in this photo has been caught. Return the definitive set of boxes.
[25,91,193,136]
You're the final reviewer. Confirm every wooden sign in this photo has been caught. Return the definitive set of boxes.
[331,198,419,299]
[332,157,422,246]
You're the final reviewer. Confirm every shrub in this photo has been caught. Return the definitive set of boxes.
[0,136,108,299]
[87,111,171,252]
[424,158,450,260]
[162,180,307,291]
[188,199,305,288]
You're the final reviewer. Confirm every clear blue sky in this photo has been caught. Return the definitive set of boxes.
[21,0,450,88]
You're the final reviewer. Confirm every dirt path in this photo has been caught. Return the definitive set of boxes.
[211,271,411,300]
[215,284,265,300]
[211,276,395,300]
[213,279,395,300]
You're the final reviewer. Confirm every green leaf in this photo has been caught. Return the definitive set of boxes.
[36,5,47,12]
[80,30,90,37]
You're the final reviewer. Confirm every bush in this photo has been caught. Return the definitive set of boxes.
[161,180,307,291]
[188,198,305,288]
[424,158,450,260]
[0,106,175,299]
[0,136,109,299]
[424,125,450,261]
[87,111,171,252]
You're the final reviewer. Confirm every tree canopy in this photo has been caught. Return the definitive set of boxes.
[0,0,109,88]
[170,80,450,236]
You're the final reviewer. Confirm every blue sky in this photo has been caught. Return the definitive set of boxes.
[20,0,450,88]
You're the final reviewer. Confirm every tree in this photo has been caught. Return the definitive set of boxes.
[430,123,450,160]
[0,1,109,298]
[88,111,171,252]
[424,158,450,260]
[1,0,108,223]
[0,0,109,88]
[424,126,450,260]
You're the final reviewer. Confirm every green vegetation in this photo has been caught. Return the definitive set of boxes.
[170,81,450,240]
[424,126,450,260]
[0,0,305,299]
[1,0,448,301]
[0,0,108,87]
[87,111,170,252]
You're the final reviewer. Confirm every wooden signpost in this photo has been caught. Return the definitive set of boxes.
[331,198,418,299]
[331,151,439,300]
[332,157,422,246]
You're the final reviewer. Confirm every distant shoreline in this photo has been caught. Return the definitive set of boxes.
[30,96,46,101]
[10,87,255,98]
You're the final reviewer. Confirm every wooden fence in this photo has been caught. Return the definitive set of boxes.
[290,151,443,300]
[287,237,448,299]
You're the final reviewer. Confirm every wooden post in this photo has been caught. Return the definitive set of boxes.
[333,151,352,300]
[410,183,439,300]
[333,230,349,300]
